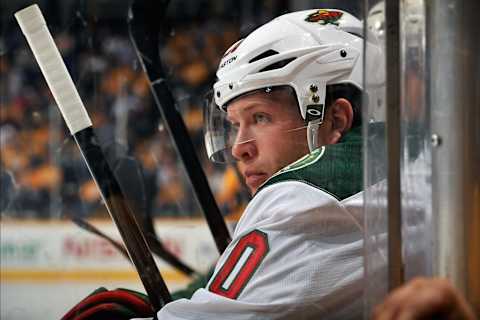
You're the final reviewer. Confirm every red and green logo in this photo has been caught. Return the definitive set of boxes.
[305,9,343,26]
[223,39,243,57]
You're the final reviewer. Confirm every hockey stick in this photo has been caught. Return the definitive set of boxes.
[128,0,232,254]
[15,4,171,310]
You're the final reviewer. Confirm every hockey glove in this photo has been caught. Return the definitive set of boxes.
[61,287,154,320]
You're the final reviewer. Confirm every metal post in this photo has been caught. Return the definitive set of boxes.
[386,0,404,291]
[427,0,480,314]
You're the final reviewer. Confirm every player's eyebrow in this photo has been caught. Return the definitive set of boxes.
[226,103,259,122]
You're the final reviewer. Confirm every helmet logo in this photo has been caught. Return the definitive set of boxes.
[306,105,324,122]
[219,55,237,69]
[305,9,343,26]
[223,39,243,57]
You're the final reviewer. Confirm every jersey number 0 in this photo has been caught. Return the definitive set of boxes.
[209,229,269,299]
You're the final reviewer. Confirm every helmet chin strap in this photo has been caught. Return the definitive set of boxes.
[307,119,322,152]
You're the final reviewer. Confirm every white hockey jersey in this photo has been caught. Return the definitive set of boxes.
[141,127,366,320]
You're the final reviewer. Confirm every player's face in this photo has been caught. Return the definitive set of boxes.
[227,90,309,194]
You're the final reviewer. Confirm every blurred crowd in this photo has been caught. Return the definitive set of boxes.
[0,10,251,220]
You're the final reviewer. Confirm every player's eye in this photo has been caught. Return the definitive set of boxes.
[253,113,271,124]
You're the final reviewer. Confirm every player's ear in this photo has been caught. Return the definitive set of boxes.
[321,98,354,144]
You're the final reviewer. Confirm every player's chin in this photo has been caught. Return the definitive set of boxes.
[246,173,268,194]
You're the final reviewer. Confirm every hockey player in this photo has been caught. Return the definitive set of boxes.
[63,8,379,320]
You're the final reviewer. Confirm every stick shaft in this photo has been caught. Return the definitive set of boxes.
[74,128,171,309]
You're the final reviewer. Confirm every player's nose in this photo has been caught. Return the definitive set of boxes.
[231,135,257,162]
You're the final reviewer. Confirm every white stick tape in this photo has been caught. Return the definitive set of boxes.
[15,4,92,135]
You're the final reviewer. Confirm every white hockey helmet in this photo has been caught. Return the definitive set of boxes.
[205,9,377,163]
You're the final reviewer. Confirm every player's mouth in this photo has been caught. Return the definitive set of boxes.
[244,171,268,192]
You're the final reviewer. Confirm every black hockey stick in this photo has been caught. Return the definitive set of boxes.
[15,4,171,310]
[128,0,232,254]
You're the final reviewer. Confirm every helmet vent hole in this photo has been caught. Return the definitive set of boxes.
[248,50,279,63]
[258,57,297,73]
